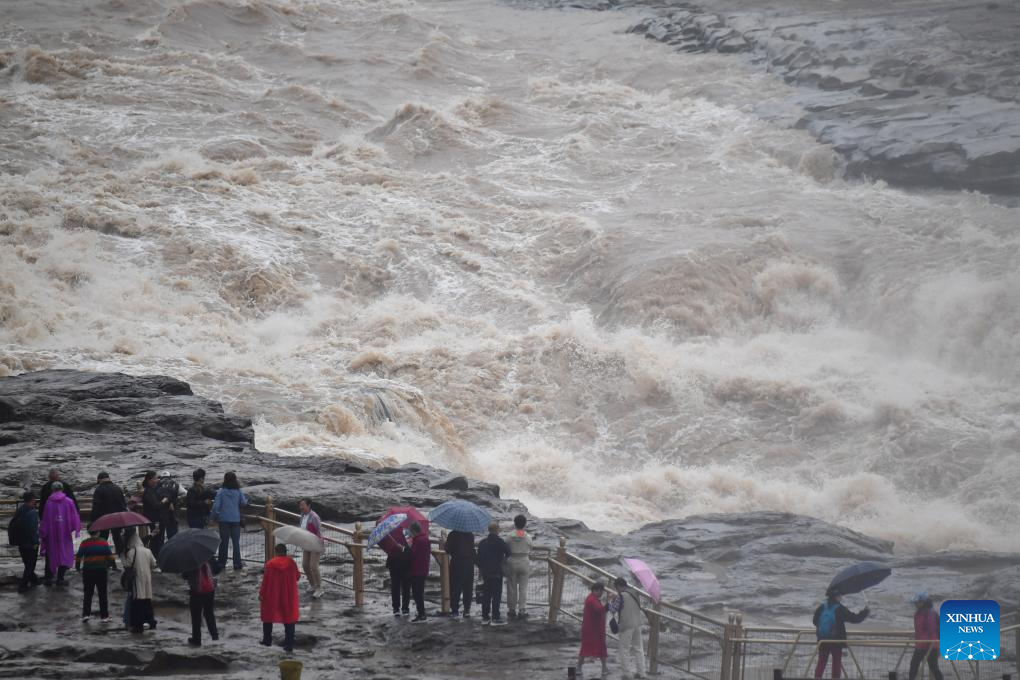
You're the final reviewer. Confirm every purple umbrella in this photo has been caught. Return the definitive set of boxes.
[624,558,661,603]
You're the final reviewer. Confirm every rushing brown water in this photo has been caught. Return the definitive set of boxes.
[2,0,1018,550]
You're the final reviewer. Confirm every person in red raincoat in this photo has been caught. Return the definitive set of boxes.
[259,544,300,653]
[577,580,609,678]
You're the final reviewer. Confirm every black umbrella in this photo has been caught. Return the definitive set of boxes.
[828,561,891,596]
[157,529,220,574]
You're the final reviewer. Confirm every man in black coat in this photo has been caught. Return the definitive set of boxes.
[40,468,78,518]
[476,522,511,626]
[141,471,164,556]
[444,530,476,618]
[185,468,214,529]
[91,471,127,558]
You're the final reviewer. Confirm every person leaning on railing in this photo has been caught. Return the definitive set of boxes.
[908,592,944,680]
[445,527,476,619]
[506,514,532,620]
[210,471,249,571]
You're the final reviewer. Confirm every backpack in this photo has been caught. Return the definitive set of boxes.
[197,563,215,594]
[816,602,839,640]
[7,507,26,546]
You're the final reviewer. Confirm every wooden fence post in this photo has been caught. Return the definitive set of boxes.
[262,495,275,563]
[647,600,662,675]
[438,531,451,615]
[548,536,567,624]
[352,521,365,607]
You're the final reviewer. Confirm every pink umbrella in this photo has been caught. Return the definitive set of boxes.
[624,558,662,603]
[89,511,151,531]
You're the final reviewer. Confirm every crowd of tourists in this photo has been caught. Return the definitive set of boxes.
[7,469,948,679]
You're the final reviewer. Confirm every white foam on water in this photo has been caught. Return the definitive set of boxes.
[2,0,1018,552]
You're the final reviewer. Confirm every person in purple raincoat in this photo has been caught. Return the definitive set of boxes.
[39,481,81,586]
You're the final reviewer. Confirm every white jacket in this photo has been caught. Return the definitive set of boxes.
[125,535,157,600]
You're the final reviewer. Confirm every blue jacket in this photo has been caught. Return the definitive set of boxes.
[211,488,248,523]
[14,506,39,546]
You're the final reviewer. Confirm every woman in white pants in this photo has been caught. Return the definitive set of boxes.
[611,577,646,679]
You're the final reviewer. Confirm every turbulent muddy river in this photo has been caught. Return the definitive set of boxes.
[2,0,1018,551]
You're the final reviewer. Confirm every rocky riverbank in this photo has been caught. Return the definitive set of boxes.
[1,370,1018,678]
[536,0,1020,195]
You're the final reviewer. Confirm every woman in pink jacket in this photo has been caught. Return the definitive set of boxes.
[908,592,943,680]
[407,522,430,623]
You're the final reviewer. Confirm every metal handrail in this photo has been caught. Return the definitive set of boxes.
[566,550,728,629]
[744,627,922,637]
[648,605,725,640]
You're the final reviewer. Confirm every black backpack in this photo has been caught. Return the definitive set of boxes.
[7,507,26,546]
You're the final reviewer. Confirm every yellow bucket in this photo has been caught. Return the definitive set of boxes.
[279,659,303,680]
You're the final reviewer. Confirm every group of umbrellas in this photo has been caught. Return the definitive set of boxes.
[89,511,220,573]
[87,507,894,600]
[366,499,490,550]
[83,499,496,574]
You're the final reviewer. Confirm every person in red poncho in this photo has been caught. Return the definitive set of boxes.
[259,544,300,653]
[576,580,609,678]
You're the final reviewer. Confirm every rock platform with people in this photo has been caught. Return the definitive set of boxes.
[1,370,1018,679]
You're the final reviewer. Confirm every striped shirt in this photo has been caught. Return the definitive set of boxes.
[75,537,116,571]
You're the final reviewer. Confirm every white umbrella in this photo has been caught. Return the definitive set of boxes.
[274,524,324,553]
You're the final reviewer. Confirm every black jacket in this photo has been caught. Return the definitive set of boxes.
[185,483,214,516]
[91,481,127,522]
[40,480,78,518]
[445,531,476,561]
[813,600,869,644]
[142,485,162,522]
[476,533,511,579]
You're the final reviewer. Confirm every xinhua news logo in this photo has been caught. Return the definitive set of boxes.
[940,600,1000,661]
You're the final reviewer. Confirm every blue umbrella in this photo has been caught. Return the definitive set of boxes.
[366,513,407,550]
[828,561,891,596]
[428,499,491,533]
